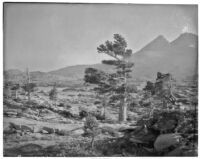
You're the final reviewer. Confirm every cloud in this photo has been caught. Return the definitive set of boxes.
[181,25,189,33]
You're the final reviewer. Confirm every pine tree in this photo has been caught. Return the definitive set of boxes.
[97,34,134,122]
[84,114,99,149]
[85,34,134,122]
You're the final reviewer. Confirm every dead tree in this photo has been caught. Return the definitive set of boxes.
[22,68,36,101]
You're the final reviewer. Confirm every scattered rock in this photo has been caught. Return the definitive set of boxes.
[4,99,24,108]
[41,130,49,134]
[118,126,138,133]
[42,126,55,134]
[23,108,38,116]
[72,129,84,135]
[3,126,15,134]
[33,126,43,133]
[55,129,70,136]
[9,122,21,130]
[20,125,34,133]
[4,111,18,117]
[22,113,39,120]
[101,126,119,137]
[58,103,65,107]
[9,122,34,133]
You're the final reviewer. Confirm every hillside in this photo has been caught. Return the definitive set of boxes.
[49,64,115,79]
[4,64,115,86]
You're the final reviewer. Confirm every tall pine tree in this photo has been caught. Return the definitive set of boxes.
[85,34,134,122]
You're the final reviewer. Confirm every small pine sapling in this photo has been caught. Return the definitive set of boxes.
[84,114,100,149]
[22,83,37,101]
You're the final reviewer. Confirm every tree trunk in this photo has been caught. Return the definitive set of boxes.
[27,68,31,102]
[103,104,106,119]
[54,99,57,107]
[119,65,128,122]
[100,105,106,119]
[102,95,106,119]
[15,90,18,99]
[51,100,54,106]
[100,107,104,117]
[28,91,31,101]
[91,136,95,149]
[162,98,167,109]
[119,100,127,122]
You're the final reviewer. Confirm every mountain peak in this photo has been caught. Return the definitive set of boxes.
[156,35,167,40]
[171,32,198,48]
[139,35,169,52]
[174,32,197,41]
[152,35,169,43]
[180,32,197,37]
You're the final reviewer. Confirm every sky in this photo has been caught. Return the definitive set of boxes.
[4,3,198,72]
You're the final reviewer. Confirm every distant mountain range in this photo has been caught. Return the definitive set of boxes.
[130,32,198,81]
[4,32,198,86]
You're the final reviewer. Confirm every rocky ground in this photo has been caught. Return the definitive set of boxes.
[3,86,137,156]
[3,81,198,157]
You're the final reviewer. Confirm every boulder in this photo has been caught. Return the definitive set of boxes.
[101,126,119,137]
[9,122,34,133]
[57,103,65,107]
[33,126,43,133]
[41,130,49,134]
[73,129,84,135]
[154,133,181,151]
[58,110,74,118]
[124,126,159,145]
[3,126,15,134]
[23,108,38,116]
[118,126,139,133]
[4,111,18,117]
[55,129,69,136]
[9,122,21,130]
[42,126,55,134]
[20,125,34,133]
[4,99,23,108]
